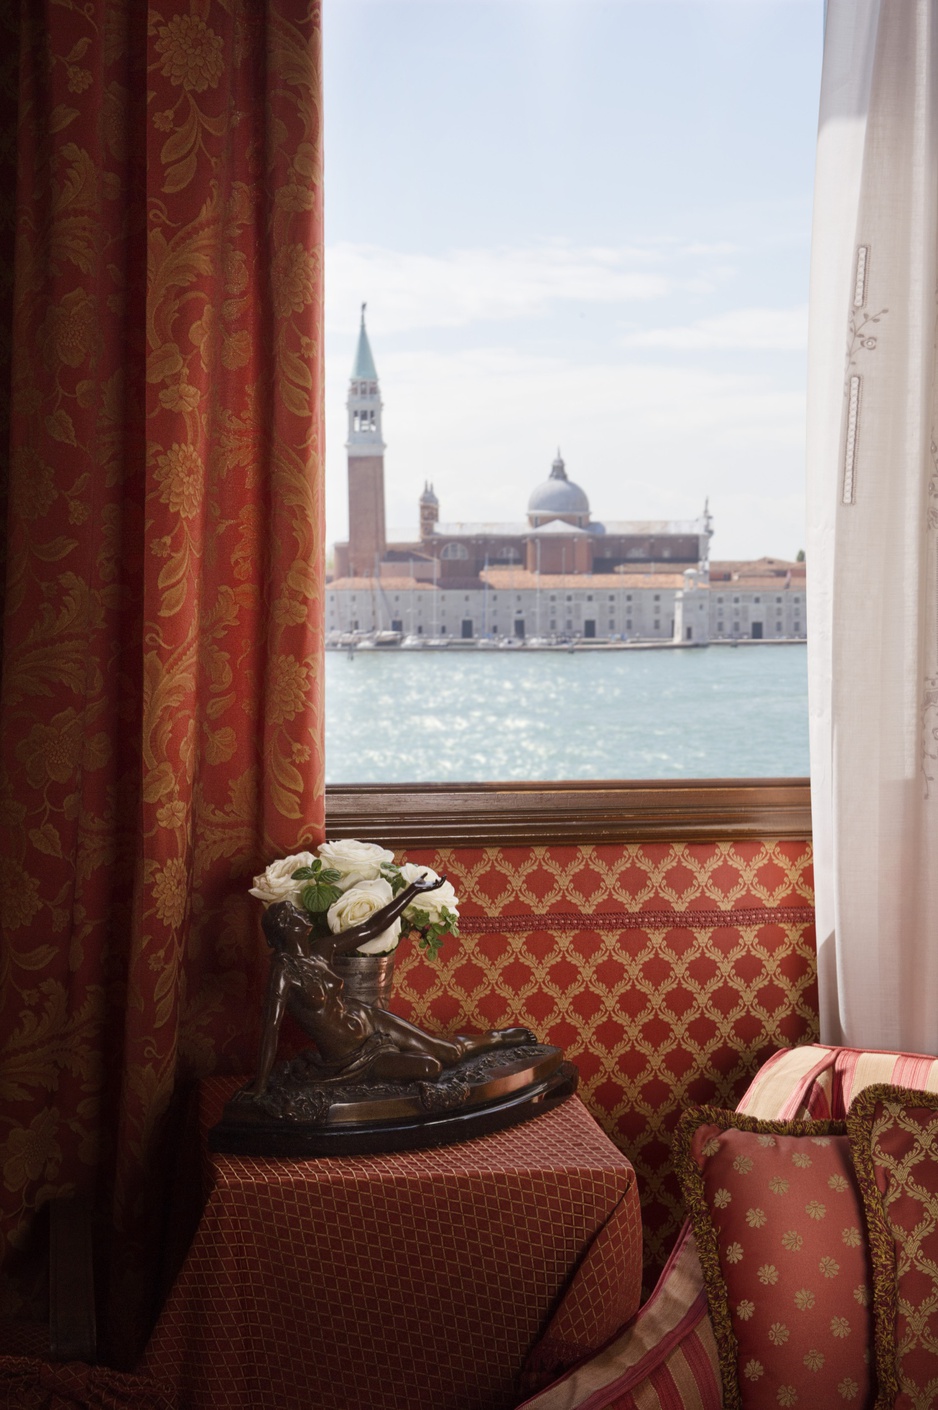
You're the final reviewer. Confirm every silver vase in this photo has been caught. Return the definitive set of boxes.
[330,952,396,1008]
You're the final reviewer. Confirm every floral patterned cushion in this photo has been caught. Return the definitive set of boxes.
[674,1108,874,1410]
[847,1084,938,1410]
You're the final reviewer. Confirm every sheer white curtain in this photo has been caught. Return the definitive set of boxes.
[808,0,938,1053]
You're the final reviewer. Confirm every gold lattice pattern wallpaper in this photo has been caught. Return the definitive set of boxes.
[382,839,817,1288]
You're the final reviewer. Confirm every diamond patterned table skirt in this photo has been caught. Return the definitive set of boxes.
[141,1083,642,1410]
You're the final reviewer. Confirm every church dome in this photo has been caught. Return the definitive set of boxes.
[527,452,589,519]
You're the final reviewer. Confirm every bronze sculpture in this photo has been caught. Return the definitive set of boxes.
[245,883,536,1092]
[211,872,577,1156]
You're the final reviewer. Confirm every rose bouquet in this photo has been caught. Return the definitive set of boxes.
[249,839,459,959]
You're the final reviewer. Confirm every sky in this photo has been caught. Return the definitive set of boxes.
[323,0,824,563]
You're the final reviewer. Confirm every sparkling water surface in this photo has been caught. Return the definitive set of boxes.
[325,643,808,783]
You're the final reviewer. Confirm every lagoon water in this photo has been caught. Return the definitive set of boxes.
[325,642,809,784]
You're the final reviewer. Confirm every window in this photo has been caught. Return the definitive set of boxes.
[324,3,817,783]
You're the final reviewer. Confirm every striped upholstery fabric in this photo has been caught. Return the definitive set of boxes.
[514,1229,721,1410]
[516,1044,938,1410]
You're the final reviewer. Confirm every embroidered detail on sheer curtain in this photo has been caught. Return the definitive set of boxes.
[853,244,869,305]
[842,245,887,505]
[922,671,938,797]
[843,376,861,503]
[923,441,938,796]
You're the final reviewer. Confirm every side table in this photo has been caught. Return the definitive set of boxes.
[141,1081,641,1410]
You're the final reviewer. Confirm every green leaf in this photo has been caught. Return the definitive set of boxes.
[381,863,406,895]
[291,860,342,885]
[418,928,445,961]
[300,879,342,914]
[411,912,459,962]
[438,907,460,937]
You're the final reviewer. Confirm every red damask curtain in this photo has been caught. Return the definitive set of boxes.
[0,0,324,1362]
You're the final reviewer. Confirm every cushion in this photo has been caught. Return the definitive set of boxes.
[735,1045,938,1126]
[846,1083,938,1410]
[515,1226,722,1410]
[674,1107,874,1410]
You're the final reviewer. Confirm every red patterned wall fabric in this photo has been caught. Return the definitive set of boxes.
[390,840,818,1289]
[0,1,324,1363]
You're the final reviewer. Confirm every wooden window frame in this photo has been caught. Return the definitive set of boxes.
[326,778,811,848]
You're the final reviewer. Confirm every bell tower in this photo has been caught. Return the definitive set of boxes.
[419,482,438,542]
[346,304,387,577]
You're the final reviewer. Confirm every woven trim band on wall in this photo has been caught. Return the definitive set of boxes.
[459,907,816,934]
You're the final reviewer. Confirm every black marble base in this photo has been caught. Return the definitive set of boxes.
[209,1045,578,1158]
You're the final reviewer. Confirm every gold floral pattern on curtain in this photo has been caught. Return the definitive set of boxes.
[0,0,324,1361]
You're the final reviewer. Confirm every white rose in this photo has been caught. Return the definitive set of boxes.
[318,838,395,891]
[355,918,402,956]
[401,867,459,927]
[248,852,318,907]
[327,877,400,954]
[399,862,439,887]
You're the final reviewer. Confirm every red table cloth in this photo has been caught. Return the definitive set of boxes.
[141,1081,641,1410]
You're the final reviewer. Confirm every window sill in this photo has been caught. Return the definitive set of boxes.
[325,778,811,848]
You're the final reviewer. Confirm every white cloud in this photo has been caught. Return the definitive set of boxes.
[620,305,809,352]
[326,240,679,334]
[325,240,807,563]
[326,344,806,561]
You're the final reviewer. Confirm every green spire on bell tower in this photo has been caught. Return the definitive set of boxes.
[347,302,385,456]
[352,301,378,382]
